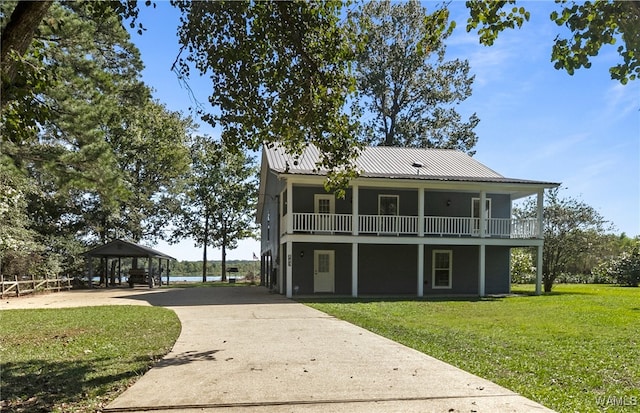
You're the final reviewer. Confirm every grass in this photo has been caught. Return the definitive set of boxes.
[0,305,180,412]
[302,284,640,413]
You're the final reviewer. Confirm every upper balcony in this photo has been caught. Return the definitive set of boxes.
[287,213,539,239]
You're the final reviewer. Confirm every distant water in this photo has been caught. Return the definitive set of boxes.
[89,275,244,283]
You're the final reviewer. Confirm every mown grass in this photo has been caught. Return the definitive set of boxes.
[302,284,640,412]
[0,306,180,412]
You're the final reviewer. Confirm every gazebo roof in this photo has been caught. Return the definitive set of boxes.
[82,239,176,260]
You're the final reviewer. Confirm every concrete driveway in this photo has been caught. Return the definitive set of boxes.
[2,286,554,412]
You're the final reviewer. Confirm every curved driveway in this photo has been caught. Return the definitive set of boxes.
[2,286,554,412]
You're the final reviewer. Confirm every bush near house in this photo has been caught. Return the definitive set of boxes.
[594,244,640,287]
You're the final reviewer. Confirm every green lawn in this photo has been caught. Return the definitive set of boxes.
[0,306,180,412]
[302,284,640,412]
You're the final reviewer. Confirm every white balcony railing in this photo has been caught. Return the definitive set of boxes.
[424,216,475,236]
[292,213,352,233]
[359,214,419,234]
[286,213,539,239]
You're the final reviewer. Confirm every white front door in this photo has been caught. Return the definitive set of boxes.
[314,250,335,293]
[314,194,335,232]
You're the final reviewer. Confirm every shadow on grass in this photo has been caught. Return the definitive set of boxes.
[0,355,154,412]
[294,295,505,304]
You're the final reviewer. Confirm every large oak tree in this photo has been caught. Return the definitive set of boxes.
[354,0,479,152]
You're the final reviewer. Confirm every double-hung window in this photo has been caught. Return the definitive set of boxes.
[432,250,452,289]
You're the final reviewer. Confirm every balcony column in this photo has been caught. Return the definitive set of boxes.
[536,189,544,239]
[418,187,424,237]
[535,245,543,295]
[352,184,359,235]
[417,245,424,297]
[479,190,487,238]
[479,244,486,297]
[352,243,358,297]
[286,181,293,234]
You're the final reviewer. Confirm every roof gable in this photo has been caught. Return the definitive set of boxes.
[83,239,175,260]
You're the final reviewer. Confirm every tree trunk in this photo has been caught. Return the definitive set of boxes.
[202,213,208,282]
[1,1,53,107]
[543,275,554,293]
[221,241,227,282]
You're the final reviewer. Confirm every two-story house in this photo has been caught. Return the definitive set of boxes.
[257,144,559,298]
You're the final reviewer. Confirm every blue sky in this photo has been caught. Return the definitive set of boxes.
[128,2,639,261]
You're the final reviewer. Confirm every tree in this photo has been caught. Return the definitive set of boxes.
[171,138,258,282]
[1,2,193,279]
[514,188,610,292]
[465,0,640,84]
[354,0,479,152]
[171,1,362,193]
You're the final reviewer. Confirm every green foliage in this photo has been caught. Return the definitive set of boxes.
[171,0,363,192]
[514,188,610,292]
[550,1,639,84]
[1,2,193,278]
[170,138,258,281]
[465,1,530,46]
[594,240,640,287]
[0,305,180,412]
[304,284,640,413]
[354,0,479,152]
[466,0,639,84]
[510,247,535,284]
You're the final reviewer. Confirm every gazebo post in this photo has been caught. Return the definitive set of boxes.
[147,255,153,288]
[166,259,170,285]
[88,257,93,288]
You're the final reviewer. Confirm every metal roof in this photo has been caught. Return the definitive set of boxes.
[83,239,176,260]
[263,143,558,186]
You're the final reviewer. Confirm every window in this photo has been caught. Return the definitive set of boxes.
[432,250,452,289]
[378,195,399,215]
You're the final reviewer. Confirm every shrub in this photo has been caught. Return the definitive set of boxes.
[597,244,640,287]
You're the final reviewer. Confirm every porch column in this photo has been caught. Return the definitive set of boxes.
[286,240,293,298]
[536,189,544,239]
[417,244,424,297]
[286,181,293,234]
[352,184,359,235]
[418,187,424,237]
[352,243,358,297]
[479,244,486,296]
[535,245,543,295]
[479,190,487,238]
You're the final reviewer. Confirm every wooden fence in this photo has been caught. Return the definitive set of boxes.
[1,275,72,298]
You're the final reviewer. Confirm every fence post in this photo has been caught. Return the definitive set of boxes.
[15,275,20,297]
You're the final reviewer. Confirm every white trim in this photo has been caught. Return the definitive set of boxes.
[313,249,335,293]
[279,174,556,196]
[536,245,543,295]
[352,243,358,297]
[281,232,544,247]
[432,249,453,289]
[418,245,424,297]
[314,194,335,214]
[479,244,486,296]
